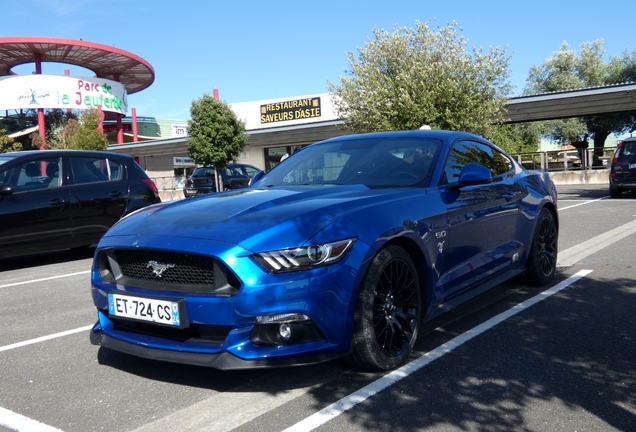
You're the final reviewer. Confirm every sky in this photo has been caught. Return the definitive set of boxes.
[1,0,632,120]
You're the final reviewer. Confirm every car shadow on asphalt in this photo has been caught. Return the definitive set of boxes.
[93,272,636,431]
[0,247,96,272]
[557,184,635,200]
[92,277,543,394]
[96,345,354,394]
[271,274,636,432]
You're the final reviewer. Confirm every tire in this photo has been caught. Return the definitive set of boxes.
[347,245,421,370]
[525,208,558,286]
[610,186,622,198]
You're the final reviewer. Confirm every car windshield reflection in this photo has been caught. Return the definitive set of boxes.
[255,137,442,189]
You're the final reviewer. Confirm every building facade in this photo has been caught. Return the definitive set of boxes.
[106,93,350,200]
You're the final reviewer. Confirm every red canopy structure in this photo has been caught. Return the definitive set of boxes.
[0,36,155,145]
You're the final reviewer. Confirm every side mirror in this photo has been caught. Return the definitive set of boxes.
[249,170,266,187]
[0,183,15,195]
[456,163,493,186]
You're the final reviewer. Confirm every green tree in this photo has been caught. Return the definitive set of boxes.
[525,40,636,157]
[74,108,108,150]
[187,94,249,191]
[50,108,108,150]
[0,129,22,153]
[487,122,542,155]
[25,108,79,148]
[327,21,513,137]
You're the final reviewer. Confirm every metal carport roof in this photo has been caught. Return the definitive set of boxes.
[504,82,636,123]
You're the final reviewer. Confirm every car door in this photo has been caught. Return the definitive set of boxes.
[224,166,250,189]
[68,155,128,245]
[438,140,523,299]
[0,156,71,256]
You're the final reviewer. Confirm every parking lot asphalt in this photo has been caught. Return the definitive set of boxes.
[1,183,635,432]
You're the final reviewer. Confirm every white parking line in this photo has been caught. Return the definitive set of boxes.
[282,269,593,432]
[0,325,93,353]
[0,326,93,431]
[558,195,609,211]
[0,271,90,289]
[0,406,65,432]
[557,216,636,267]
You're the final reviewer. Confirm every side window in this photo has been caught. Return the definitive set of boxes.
[5,157,62,191]
[243,166,259,178]
[489,149,513,176]
[108,159,123,180]
[441,141,512,185]
[225,167,243,178]
[71,157,121,184]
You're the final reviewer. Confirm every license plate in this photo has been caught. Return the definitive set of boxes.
[108,293,185,327]
[630,163,636,169]
[186,189,197,194]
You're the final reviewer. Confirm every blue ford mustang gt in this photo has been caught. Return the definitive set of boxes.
[90,130,558,371]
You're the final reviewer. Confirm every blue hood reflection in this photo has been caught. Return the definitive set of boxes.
[104,185,412,252]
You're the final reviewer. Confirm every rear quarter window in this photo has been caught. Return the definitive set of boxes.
[71,156,125,184]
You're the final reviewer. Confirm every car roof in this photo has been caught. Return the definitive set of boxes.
[197,164,259,169]
[5,149,126,156]
[317,129,486,145]
[0,150,131,159]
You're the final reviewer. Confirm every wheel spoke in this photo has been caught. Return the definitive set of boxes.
[536,214,557,277]
[372,257,419,357]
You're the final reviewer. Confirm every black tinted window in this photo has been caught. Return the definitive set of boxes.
[71,157,121,184]
[1,157,62,191]
[441,141,512,184]
[622,142,636,156]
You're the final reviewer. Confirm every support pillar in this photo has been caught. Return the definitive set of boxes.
[132,108,138,143]
[35,53,46,149]
[113,73,124,144]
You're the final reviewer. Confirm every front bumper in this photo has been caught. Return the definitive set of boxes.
[90,234,371,369]
[90,326,344,370]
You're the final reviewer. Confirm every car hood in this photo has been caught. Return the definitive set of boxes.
[105,185,419,252]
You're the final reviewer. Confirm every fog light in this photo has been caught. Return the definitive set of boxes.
[278,323,292,340]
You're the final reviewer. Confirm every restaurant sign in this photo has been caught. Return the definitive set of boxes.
[260,97,321,124]
[0,74,127,114]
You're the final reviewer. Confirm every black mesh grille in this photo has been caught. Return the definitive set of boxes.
[115,249,215,285]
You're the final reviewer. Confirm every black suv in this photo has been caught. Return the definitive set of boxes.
[610,137,636,198]
[183,163,260,197]
[0,150,161,258]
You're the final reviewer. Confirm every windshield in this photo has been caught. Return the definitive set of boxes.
[0,154,19,168]
[254,137,442,188]
[192,167,215,177]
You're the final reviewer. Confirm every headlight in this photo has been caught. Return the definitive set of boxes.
[254,238,356,273]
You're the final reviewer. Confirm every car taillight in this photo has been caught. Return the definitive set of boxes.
[142,178,159,195]
[613,141,623,164]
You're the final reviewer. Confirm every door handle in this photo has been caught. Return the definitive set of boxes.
[49,198,64,207]
[110,190,123,197]
[504,192,516,201]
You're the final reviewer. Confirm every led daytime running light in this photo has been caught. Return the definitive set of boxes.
[255,239,355,273]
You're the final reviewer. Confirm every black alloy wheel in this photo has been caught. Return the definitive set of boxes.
[526,208,558,286]
[348,245,421,370]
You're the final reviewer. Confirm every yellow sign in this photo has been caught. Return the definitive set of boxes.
[260,97,321,124]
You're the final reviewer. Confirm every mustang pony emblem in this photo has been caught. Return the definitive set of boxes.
[147,261,175,278]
